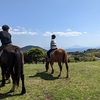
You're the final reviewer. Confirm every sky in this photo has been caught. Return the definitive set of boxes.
[0,0,100,49]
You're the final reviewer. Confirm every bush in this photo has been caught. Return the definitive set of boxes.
[68,57,75,63]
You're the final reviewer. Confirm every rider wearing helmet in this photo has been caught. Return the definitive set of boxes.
[47,34,57,61]
[0,25,12,51]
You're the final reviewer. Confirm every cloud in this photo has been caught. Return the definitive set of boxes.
[66,29,71,31]
[43,29,83,37]
[0,26,87,37]
[0,26,37,35]
[83,32,88,34]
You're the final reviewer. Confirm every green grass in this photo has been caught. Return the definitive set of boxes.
[0,61,100,100]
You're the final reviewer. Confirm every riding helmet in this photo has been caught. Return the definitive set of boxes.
[2,25,10,31]
[52,34,56,39]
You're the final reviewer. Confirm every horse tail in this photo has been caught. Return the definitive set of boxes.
[63,50,69,78]
[62,50,68,63]
[14,47,26,94]
[14,48,22,86]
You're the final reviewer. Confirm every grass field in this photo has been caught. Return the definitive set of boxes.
[0,61,100,100]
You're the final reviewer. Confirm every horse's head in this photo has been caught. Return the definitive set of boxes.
[45,56,49,72]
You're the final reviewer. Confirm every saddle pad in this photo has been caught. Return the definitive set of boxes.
[50,51,54,57]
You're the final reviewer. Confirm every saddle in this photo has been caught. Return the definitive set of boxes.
[50,51,54,57]
[47,50,55,62]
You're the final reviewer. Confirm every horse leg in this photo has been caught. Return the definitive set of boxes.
[45,62,49,72]
[21,69,26,94]
[10,84,17,92]
[65,62,69,78]
[4,70,12,83]
[58,62,62,77]
[1,66,5,86]
[6,75,12,83]
[50,62,54,74]
[8,75,12,83]
[10,77,16,92]
[10,69,17,92]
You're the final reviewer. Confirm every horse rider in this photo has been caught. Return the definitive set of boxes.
[0,25,12,51]
[47,34,57,61]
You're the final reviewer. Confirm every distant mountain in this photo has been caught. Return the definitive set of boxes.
[21,45,100,52]
[70,45,84,48]
[65,45,90,52]
[95,46,100,49]
[21,45,46,52]
[65,47,89,52]
[65,46,100,52]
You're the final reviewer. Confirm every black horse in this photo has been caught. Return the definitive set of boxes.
[0,44,26,94]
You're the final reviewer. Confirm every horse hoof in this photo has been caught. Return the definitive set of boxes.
[21,89,26,94]
[46,70,48,72]
[51,71,54,74]
[58,74,61,77]
[66,76,68,78]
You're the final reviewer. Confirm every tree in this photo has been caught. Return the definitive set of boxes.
[28,48,44,64]
[24,52,32,63]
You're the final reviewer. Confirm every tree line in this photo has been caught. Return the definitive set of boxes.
[23,48,100,64]
[68,49,100,62]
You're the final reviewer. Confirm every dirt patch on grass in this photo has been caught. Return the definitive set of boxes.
[43,92,54,100]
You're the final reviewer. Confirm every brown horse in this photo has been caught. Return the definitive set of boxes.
[45,48,69,78]
[0,44,26,94]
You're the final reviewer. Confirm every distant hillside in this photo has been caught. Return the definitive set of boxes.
[65,47,89,52]
[65,45,90,52]
[21,45,100,52]
[21,45,47,52]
